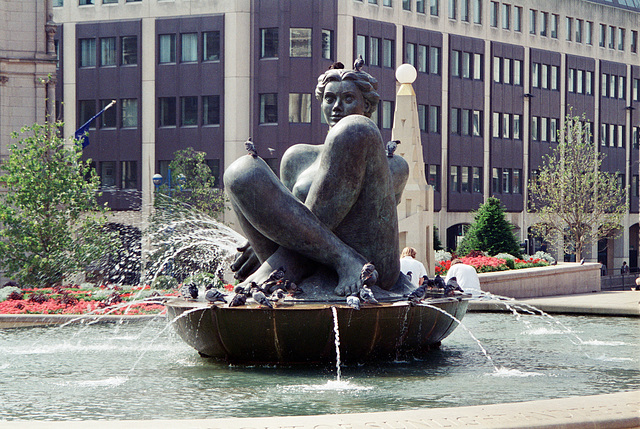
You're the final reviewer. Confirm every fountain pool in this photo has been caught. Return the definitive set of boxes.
[0,312,637,421]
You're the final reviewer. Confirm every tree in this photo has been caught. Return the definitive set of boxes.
[528,112,627,260]
[160,147,226,220]
[0,122,112,286]
[457,197,522,257]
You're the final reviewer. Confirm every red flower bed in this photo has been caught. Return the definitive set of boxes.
[435,255,549,276]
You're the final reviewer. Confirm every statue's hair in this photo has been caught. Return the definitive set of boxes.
[315,69,380,118]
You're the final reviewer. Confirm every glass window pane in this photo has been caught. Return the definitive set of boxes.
[383,39,394,68]
[357,35,367,63]
[121,98,138,128]
[260,94,278,124]
[100,161,116,189]
[473,0,482,24]
[417,45,427,72]
[121,161,137,189]
[513,59,521,85]
[288,93,311,123]
[429,46,440,74]
[452,50,460,77]
[290,28,312,58]
[430,0,439,15]
[203,31,220,61]
[502,3,509,29]
[450,166,459,191]
[322,29,333,60]
[451,108,459,134]
[503,58,511,84]
[100,99,116,128]
[181,96,198,126]
[159,97,176,127]
[382,101,394,129]
[417,0,425,13]
[551,14,558,38]
[370,37,380,66]
[502,113,510,138]
[181,33,198,62]
[261,28,279,58]
[406,43,416,66]
[461,109,470,135]
[121,36,137,65]
[203,95,220,125]
[513,114,521,139]
[159,34,176,63]
[462,52,471,78]
[493,112,500,138]
[80,38,96,67]
[78,100,96,129]
[461,166,469,192]
[473,53,482,80]
[472,167,481,193]
[100,37,116,66]
[472,110,481,136]
[429,105,440,133]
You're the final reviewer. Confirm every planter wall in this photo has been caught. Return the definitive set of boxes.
[478,262,601,299]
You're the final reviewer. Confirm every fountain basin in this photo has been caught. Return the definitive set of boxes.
[165,295,470,364]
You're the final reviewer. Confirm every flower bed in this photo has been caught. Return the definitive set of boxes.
[0,284,174,315]
[435,255,549,276]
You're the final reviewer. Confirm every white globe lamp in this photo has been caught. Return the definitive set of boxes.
[396,63,417,84]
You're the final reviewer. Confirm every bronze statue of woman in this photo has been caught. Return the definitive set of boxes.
[224,67,409,297]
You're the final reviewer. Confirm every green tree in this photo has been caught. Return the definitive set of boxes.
[159,147,226,220]
[528,112,627,260]
[457,197,522,257]
[0,122,111,286]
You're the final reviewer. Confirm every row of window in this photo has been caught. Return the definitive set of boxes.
[78,99,138,128]
[450,165,483,193]
[531,63,559,90]
[54,0,141,5]
[602,74,627,99]
[492,167,522,195]
[531,116,560,143]
[452,51,482,80]
[260,28,333,60]
[90,160,138,190]
[356,35,395,69]
[492,112,522,140]
[450,108,482,136]
[493,57,522,85]
[601,123,628,148]
[599,24,638,53]
[567,68,594,95]
[158,96,220,127]
[79,36,137,67]
[405,43,441,75]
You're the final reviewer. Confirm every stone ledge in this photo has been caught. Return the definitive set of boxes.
[0,313,161,329]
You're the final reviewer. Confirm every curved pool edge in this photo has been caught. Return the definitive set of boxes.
[1,390,637,428]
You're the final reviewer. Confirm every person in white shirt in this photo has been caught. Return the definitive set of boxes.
[400,247,427,288]
[444,259,482,297]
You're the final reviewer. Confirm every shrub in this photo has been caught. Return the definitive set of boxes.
[435,250,452,263]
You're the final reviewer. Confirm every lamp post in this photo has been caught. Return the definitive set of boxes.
[152,174,163,192]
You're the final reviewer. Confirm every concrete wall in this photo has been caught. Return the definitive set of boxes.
[478,262,601,298]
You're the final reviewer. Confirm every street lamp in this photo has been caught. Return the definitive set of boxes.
[152,173,163,192]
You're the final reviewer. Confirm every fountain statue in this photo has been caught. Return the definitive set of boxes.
[165,63,471,364]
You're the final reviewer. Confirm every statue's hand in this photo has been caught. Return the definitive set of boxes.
[230,241,260,281]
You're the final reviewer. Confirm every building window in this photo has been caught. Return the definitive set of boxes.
[290,28,312,57]
[540,117,548,142]
[429,105,440,133]
[79,0,94,5]
[631,30,638,53]
[121,36,137,65]
[568,68,575,93]
[452,50,460,77]
[473,53,482,80]
[513,114,521,139]
[430,0,439,16]
[551,14,558,38]
[181,33,198,62]
[618,28,625,50]
[529,9,536,35]
[78,100,96,129]
[403,0,412,10]
[501,3,510,30]
[322,30,333,60]
[121,98,138,128]
[289,93,311,123]
[601,73,608,97]
[493,56,501,83]
[357,35,367,63]
[473,110,482,136]
[586,21,593,45]
[121,161,137,189]
[599,23,606,47]
[513,169,521,194]
[159,34,176,63]
[79,38,96,67]
[472,167,481,193]
[634,78,639,101]
[417,44,427,72]
[550,118,557,142]
[609,26,616,49]
[203,95,220,126]
[450,166,459,192]
[261,28,279,58]
[418,105,427,131]
[100,161,116,189]
[100,37,116,66]
[382,101,394,129]
[449,0,456,19]
[531,116,538,141]
[540,12,548,37]
[619,76,625,99]
[492,168,500,193]
[461,0,469,21]
[260,94,278,124]
[383,39,394,68]
[502,168,511,193]
[417,0,425,13]
[429,46,440,74]
[551,65,559,90]
[531,62,539,88]
[585,71,593,95]
[513,59,521,85]
[610,74,617,98]
[502,113,510,138]
[473,0,482,24]
[490,1,498,27]
[370,37,380,66]
[541,64,548,89]
[181,96,198,126]
[566,17,572,41]
[492,112,500,137]
[512,6,522,32]
[503,58,511,84]
[618,124,625,147]
[633,126,639,149]
[203,31,220,61]
[633,175,639,197]
[428,165,441,191]
[462,52,471,78]
[461,166,469,192]
[53,0,63,6]
[100,99,116,128]
[406,42,416,66]
[576,19,583,43]
[451,108,460,134]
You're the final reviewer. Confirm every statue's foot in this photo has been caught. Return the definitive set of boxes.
[333,260,367,296]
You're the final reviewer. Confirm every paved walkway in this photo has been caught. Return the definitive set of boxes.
[468,290,640,317]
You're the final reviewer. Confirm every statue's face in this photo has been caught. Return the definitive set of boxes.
[321,80,370,127]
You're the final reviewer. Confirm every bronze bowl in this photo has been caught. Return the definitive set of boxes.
[165,293,471,364]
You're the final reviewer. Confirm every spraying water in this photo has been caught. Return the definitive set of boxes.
[331,306,341,382]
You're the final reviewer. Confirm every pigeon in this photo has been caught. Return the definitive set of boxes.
[346,295,361,310]
[235,281,257,296]
[433,275,446,289]
[360,263,378,288]
[406,271,413,282]
[354,54,364,71]
[580,258,585,265]
[266,266,286,283]
[205,288,227,304]
[408,284,428,302]
[180,283,198,300]
[386,140,400,157]
[283,280,303,296]
[359,285,378,304]
[244,137,257,158]
[551,260,558,266]
[252,289,273,308]
[205,282,216,291]
[329,61,345,70]
[228,293,247,307]
[444,277,464,297]
[269,289,286,303]
[268,147,276,156]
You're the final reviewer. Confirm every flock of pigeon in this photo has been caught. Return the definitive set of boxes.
[406,274,464,302]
